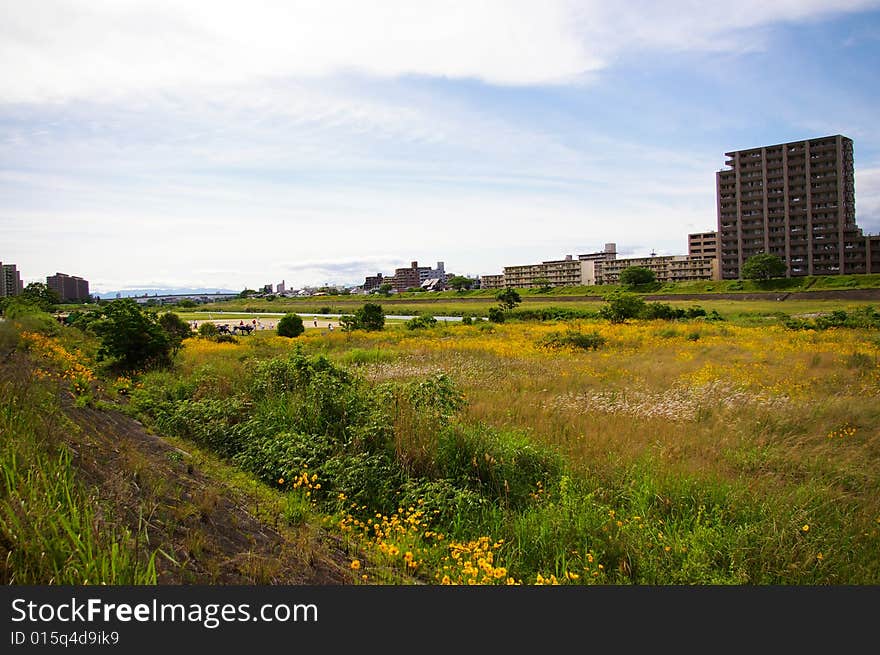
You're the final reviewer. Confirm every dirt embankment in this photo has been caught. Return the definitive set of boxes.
[62,394,354,585]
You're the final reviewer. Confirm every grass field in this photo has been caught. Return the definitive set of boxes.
[5,298,879,585]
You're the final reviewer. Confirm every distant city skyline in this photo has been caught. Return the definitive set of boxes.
[3,2,880,294]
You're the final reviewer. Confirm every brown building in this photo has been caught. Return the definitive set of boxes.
[480,274,505,289]
[716,135,876,279]
[586,254,718,285]
[47,272,90,302]
[689,231,719,260]
[363,273,384,292]
[0,262,24,297]
[391,262,423,291]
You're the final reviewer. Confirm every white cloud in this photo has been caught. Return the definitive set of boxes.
[2,0,878,103]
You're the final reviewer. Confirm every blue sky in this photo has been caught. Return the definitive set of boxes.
[2,1,879,293]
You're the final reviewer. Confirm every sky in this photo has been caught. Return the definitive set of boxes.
[2,1,880,294]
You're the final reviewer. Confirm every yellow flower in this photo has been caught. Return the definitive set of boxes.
[350,559,361,570]
[277,478,284,485]
[816,553,824,561]
[802,524,810,532]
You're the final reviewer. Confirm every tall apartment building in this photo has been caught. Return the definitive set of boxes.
[716,135,875,279]
[47,272,90,302]
[1,262,24,297]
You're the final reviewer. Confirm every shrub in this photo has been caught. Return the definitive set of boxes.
[405,313,438,330]
[198,322,218,338]
[539,330,607,351]
[487,307,506,323]
[277,313,305,338]
[600,291,645,323]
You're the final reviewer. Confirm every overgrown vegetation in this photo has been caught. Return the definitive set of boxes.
[4,292,879,585]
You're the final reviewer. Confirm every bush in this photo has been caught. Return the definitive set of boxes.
[277,313,305,338]
[539,330,606,351]
[487,307,506,323]
[405,313,438,330]
[600,291,645,323]
[198,322,218,338]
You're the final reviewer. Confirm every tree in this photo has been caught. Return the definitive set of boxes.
[447,276,473,292]
[741,253,786,281]
[495,288,521,311]
[239,289,258,298]
[377,283,393,297]
[533,277,552,293]
[158,312,193,354]
[487,307,506,323]
[20,282,61,311]
[599,291,646,324]
[91,299,174,370]
[619,266,656,288]
[277,313,305,338]
[356,303,385,331]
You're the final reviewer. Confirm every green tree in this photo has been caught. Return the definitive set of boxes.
[741,253,787,281]
[20,282,61,311]
[158,312,193,354]
[198,322,218,338]
[495,288,522,311]
[377,283,393,297]
[239,289,258,298]
[487,307,506,323]
[90,299,173,370]
[619,266,656,288]
[599,291,646,324]
[533,277,552,293]
[277,313,305,338]
[448,275,473,292]
[356,303,385,331]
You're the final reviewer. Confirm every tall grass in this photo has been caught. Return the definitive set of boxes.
[0,346,157,584]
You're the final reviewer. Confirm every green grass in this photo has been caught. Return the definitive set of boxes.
[0,351,158,584]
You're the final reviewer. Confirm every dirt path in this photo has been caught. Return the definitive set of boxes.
[61,393,354,585]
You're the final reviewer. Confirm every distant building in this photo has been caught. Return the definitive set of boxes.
[363,273,384,292]
[480,274,505,289]
[47,272,89,302]
[688,232,719,262]
[392,261,423,291]
[586,254,719,285]
[276,280,286,294]
[0,262,24,297]
[486,243,618,289]
[716,134,876,278]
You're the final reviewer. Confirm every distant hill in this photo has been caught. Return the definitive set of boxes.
[96,288,239,299]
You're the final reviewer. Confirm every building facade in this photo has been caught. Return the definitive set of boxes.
[588,254,718,285]
[480,274,505,289]
[1,262,24,297]
[47,272,90,302]
[716,135,874,279]
[688,232,719,261]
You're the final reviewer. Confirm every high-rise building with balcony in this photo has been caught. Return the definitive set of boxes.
[716,135,875,278]
[47,272,90,302]
[0,262,24,297]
